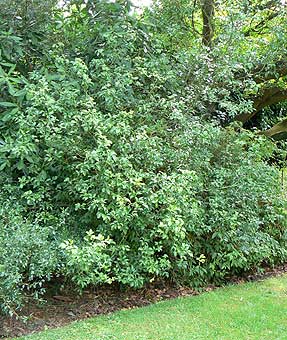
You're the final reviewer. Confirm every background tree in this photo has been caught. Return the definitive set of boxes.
[149,0,287,135]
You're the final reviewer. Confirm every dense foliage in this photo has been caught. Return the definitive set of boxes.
[0,0,286,317]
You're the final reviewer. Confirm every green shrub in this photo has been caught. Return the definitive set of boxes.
[0,21,287,316]
[0,197,62,316]
[182,125,287,284]
[0,55,286,316]
[60,231,114,290]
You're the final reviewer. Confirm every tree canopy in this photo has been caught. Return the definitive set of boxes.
[150,0,287,133]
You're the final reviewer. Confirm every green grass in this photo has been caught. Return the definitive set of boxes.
[17,275,287,340]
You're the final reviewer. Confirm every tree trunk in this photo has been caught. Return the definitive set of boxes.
[235,87,287,123]
[201,0,215,47]
[260,118,287,138]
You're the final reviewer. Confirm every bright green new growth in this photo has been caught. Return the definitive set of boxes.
[17,274,287,340]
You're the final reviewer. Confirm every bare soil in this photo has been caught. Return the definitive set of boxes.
[1,263,287,339]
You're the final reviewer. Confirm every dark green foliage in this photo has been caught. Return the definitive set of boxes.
[1,57,286,314]
[0,0,58,72]
[0,0,286,317]
[0,197,62,315]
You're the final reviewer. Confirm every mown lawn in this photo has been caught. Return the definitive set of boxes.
[17,274,287,340]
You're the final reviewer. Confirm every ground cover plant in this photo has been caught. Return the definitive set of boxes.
[0,0,287,319]
[15,274,287,340]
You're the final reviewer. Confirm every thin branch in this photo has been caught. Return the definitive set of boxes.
[236,59,287,84]
[244,11,279,36]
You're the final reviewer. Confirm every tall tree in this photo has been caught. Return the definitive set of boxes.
[151,0,287,133]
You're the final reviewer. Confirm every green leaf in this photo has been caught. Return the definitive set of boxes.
[0,161,7,171]
[0,102,17,108]
[1,107,19,122]
[13,89,27,97]
[0,62,14,68]
[16,159,25,170]
[9,77,25,84]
